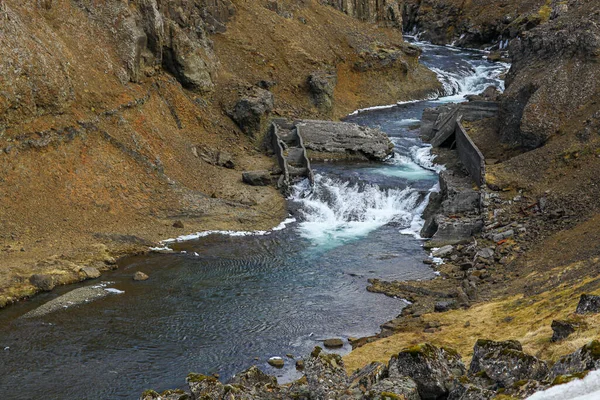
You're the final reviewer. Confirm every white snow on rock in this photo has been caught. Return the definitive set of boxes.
[526,370,600,400]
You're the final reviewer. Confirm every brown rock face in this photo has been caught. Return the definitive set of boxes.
[322,0,402,27]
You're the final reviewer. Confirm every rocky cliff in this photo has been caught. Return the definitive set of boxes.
[0,0,440,307]
[321,0,402,27]
[400,0,548,48]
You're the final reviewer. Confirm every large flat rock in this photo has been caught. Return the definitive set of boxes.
[296,120,394,161]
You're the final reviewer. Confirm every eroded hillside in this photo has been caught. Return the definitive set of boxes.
[0,0,441,307]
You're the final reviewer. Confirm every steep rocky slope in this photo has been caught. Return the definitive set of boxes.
[345,1,600,396]
[401,0,548,47]
[0,0,440,307]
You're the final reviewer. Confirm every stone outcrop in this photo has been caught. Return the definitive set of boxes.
[230,88,275,139]
[499,0,600,149]
[469,339,549,388]
[296,120,394,161]
[400,0,547,48]
[389,343,466,399]
[551,340,600,378]
[308,71,337,114]
[322,0,402,27]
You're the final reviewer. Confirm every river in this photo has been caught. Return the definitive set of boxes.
[0,39,508,399]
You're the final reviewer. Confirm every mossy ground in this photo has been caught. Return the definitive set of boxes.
[344,279,600,372]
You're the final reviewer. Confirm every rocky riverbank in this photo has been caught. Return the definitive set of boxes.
[0,0,441,308]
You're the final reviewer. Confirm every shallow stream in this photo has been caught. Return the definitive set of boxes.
[0,39,508,399]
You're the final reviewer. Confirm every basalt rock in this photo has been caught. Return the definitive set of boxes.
[550,340,600,378]
[231,88,274,139]
[499,0,600,149]
[308,71,337,114]
[388,343,465,400]
[469,339,549,387]
[575,294,600,314]
[551,320,576,342]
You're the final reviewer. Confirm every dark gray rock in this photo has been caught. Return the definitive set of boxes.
[439,170,481,215]
[429,216,484,247]
[435,300,457,313]
[29,274,55,291]
[367,377,421,400]
[242,170,278,186]
[551,320,576,342]
[388,343,465,400]
[550,340,600,377]
[448,382,495,400]
[296,120,394,161]
[575,294,600,314]
[308,71,337,114]
[469,339,549,387]
[231,88,274,138]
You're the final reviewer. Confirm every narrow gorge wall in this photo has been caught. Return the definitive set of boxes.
[321,0,402,27]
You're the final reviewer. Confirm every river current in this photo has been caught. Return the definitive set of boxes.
[0,40,508,399]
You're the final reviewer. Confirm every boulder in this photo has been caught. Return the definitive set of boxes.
[231,88,274,138]
[551,320,576,342]
[323,338,344,349]
[550,340,600,377]
[80,267,101,279]
[388,343,466,399]
[468,339,549,387]
[308,71,337,114]
[133,271,149,281]
[29,274,55,292]
[435,300,457,312]
[296,120,394,161]
[575,294,600,314]
[242,170,278,186]
[267,357,284,368]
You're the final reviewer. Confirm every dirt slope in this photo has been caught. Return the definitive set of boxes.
[0,0,440,307]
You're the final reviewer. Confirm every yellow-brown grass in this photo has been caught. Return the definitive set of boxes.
[344,272,600,373]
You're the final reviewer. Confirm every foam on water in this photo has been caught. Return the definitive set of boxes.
[291,174,425,248]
